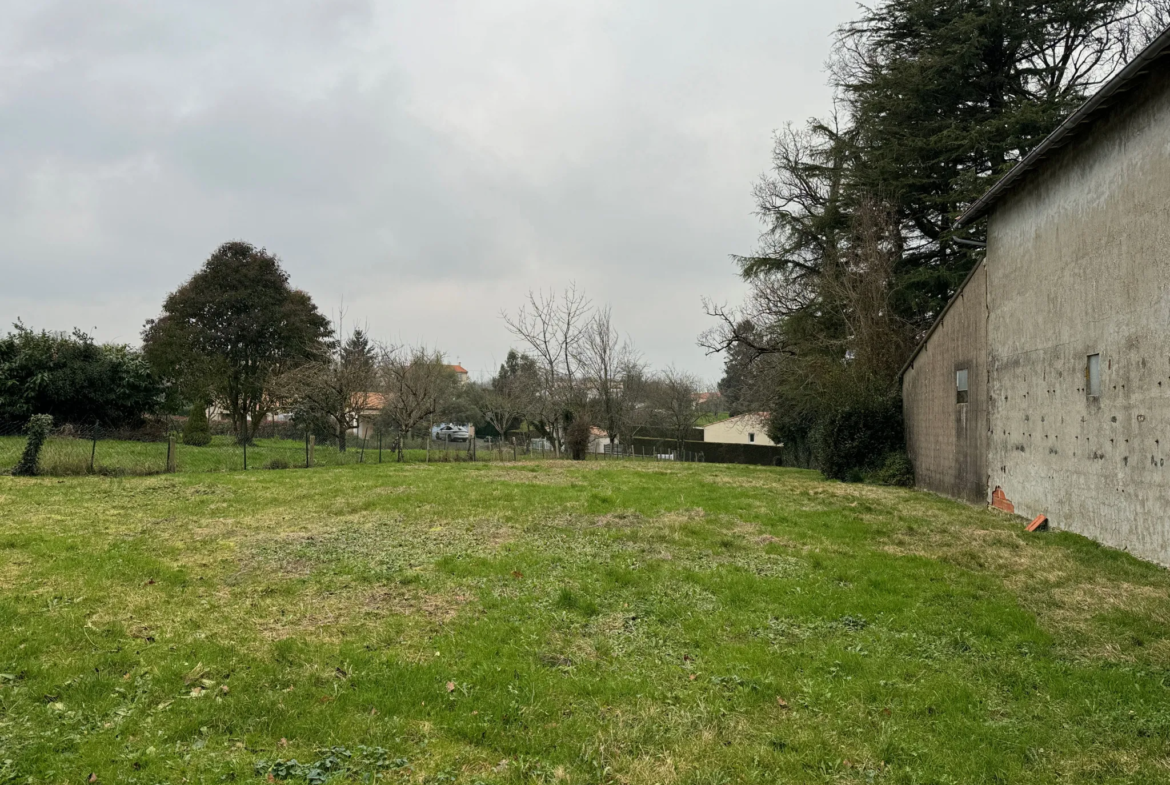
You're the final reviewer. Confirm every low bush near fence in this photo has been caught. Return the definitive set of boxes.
[12,415,54,476]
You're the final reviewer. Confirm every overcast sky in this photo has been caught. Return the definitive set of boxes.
[1,0,855,383]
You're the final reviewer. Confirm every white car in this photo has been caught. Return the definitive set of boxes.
[433,423,470,442]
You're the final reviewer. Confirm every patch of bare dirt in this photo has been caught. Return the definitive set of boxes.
[364,586,471,624]
[473,468,580,486]
[595,511,646,528]
[701,475,777,489]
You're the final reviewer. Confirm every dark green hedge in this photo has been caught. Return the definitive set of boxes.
[810,394,904,481]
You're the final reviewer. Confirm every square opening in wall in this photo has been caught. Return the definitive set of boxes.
[1087,354,1101,398]
[956,368,969,404]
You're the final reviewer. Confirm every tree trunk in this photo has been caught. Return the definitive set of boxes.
[231,407,248,445]
[246,405,267,444]
[338,424,347,453]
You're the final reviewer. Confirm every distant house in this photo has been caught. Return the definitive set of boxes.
[702,414,774,446]
[448,364,470,384]
[589,427,617,454]
[693,391,723,412]
[350,392,385,440]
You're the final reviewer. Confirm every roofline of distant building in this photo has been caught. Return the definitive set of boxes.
[701,412,769,428]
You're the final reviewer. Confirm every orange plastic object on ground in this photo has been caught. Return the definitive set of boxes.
[1026,515,1049,533]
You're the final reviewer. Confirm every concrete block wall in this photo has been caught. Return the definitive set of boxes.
[903,263,989,505]
[984,66,1170,566]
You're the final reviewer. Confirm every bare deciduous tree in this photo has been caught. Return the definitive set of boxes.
[819,196,914,389]
[1134,3,1170,49]
[277,328,378,452]
[377,345,459,461]
[577,306,646,450]
[502,285,592,454]
[649,366,703,453]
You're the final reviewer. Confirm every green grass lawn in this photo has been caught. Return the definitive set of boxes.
[1,462,1169,784]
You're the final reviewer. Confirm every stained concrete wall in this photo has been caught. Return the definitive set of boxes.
[985,65,1170,566]
[903,263,989,504]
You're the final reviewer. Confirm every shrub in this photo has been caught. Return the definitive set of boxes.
[564,418,592,462]
[811,394,904,482]
[264,457,291,470]
[13,415,53,476]
[0,325,162,427]
[869,451,915,487]
[183,402,212,446]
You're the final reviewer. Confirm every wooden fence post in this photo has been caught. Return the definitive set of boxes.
[308,435,315,468]
[90,421,99,473]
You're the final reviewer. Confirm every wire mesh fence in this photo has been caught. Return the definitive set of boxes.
[0,420,706,477]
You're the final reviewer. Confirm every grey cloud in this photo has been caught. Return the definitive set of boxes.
[0,0,854,374]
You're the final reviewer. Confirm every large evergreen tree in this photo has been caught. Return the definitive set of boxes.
[143,242,330,443]
[841,0,1164,326]
[709,0,1170,477]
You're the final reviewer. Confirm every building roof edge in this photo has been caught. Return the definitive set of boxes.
[956,24,1170,229]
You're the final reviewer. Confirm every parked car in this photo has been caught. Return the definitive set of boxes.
[432,423,470,442]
